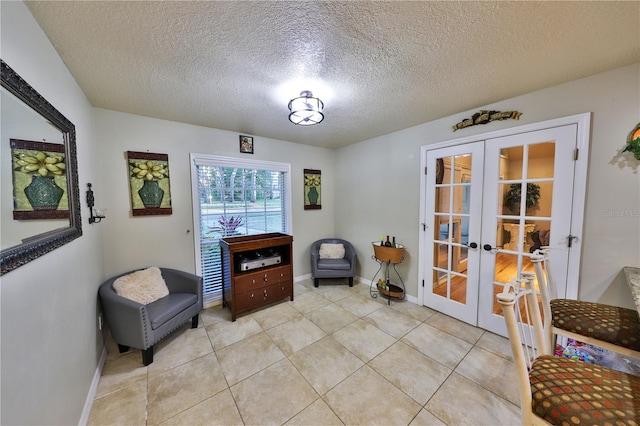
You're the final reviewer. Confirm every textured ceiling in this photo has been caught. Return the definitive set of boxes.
[25,1,640,148]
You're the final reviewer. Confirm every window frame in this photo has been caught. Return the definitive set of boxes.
[190,153,292,307]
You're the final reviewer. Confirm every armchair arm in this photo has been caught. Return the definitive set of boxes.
[343,243,357,262]
[310,241,320,273]
[342,242,357,274]
[160,268,202,295]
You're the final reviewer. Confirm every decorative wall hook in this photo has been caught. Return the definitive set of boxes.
[86,183,106,224]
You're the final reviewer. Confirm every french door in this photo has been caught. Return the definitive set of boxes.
[422,119,586,337]
[423,142,484,325]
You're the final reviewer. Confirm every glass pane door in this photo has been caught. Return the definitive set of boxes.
[478,126,576,335]
[424,142,484,325]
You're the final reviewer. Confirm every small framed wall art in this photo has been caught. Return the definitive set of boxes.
[239,135,254,154]
[127,151,172,216]
[304,169,321,210]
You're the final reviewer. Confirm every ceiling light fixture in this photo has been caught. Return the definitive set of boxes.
[288,91,324,125]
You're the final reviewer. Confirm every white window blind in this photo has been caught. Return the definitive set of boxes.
[190,154,291,306]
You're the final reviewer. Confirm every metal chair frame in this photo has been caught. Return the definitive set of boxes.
[528,249,640,359]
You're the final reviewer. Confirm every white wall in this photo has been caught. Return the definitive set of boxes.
[0,2,105,424]
[94,109,336,280]
[336,63,640,309]
[2,3,637,423]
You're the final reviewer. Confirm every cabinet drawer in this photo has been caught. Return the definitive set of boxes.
[267,281,292,301]
[234,266,291,293]
[235,281,292,311]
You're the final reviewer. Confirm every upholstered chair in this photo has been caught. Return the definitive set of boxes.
[498,275,640,425]
[310,239,357,287]
[99,267,203,366]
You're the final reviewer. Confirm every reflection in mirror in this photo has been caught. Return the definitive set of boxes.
[0,60,82,275]
[1,90,68,249]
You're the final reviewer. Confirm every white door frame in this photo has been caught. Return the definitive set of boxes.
[418,113,591,308]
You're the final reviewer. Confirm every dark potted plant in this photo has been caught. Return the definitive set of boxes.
[503,183,541,213]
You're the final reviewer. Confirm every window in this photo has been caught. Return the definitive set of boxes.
[190,154,292,306]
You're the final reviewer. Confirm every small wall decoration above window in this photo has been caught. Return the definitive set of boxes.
[239,135,254,154]
[11,139,69,220]
[452,110,522,132]
[622,123,640,160]
[127,151,172,216]
[304,169,321,210]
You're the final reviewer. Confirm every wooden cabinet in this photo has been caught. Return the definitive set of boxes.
[220,233,293,321]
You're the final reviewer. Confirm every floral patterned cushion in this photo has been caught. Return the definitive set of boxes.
[530,355,640,425]
[551,299,640,351]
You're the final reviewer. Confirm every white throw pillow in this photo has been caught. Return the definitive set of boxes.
[319,243,345,259]
[113,267,169,305]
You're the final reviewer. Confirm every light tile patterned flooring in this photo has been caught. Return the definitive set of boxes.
[89,279,521,425]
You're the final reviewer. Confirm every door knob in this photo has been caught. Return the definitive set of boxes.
[467,242,478,249]
[483,244,495,251]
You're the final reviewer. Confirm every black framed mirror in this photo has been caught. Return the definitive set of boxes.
[1,60,82,275]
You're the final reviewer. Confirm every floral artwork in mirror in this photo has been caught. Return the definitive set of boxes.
[127,151,172,216]
[304,169,321,210]
[1,59,82,275]
[11,139,68,219]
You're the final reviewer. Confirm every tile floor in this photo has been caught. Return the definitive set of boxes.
[88,279,522,425]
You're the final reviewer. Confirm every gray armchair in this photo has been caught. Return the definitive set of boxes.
[310,239,357,287]
[99,267,203,366]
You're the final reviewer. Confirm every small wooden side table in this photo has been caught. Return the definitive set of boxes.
[370,243,405,305]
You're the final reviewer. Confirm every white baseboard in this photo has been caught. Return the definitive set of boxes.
[294,273,312,282]
[78,345,107,426]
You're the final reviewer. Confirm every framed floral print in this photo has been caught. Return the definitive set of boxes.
[127,151,172,216]
[304,169,321,210]
[11,139,69,220]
